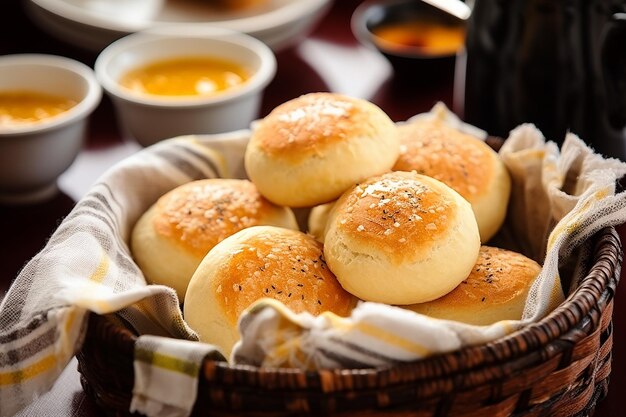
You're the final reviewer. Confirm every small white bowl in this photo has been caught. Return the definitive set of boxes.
[0,54,102,204]
[95,27,277,147]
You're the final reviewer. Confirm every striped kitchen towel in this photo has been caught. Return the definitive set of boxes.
[0,131,249,417]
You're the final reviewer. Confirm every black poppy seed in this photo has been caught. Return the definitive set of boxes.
[277,291,282,294]
[238,285,242,291]
[297,283,304,287]
[317,300,322,305]
[271,285,276,290]
[301,269,305,272]
[265,288,269,293]
[301,295,304,300]
[288,293,292,297]
[481,297,486,302]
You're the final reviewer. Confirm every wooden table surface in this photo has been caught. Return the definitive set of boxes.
[1,1,624,416]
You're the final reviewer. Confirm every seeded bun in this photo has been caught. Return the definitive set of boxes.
[184,225,357,357]
[244,92,400,207]
[307,201,336,242]
[131,179,298,300]
[324,171,480,305]
[393,120,511,242]
[404,246,541,325]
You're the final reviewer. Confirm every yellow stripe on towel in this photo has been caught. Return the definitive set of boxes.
[135,348,200,377]
[324,312,432,357]
[0,354,57,386]
[89,249,110,284]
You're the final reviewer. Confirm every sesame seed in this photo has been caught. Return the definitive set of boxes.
[426,223,437,231]
[384,229,392,236]
[393,222,401,228]
[399,238,406,243]
[357,225,365,232]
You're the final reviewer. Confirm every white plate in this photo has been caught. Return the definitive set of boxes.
[26,0,332,51]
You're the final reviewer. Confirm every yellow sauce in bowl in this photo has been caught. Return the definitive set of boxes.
[372,19,465,56]
[119,56,252,98]
[0,91,77,127]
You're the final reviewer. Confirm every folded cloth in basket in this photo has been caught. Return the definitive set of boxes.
[2,105,626,417]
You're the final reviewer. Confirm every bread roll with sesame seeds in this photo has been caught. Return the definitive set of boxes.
[184,225,357,357]
[131,179,298,300]
[324,171,480,305]
[404,246,541,325]
[393,119,511,242]
[244,92,400,208]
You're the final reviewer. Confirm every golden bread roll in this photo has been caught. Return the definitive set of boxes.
[324,171,480,305]
[131,179,298,300]
[404,246,541,325]
[245,92,400,207]
[184,225,357,357]
[307,200,336,242]
[393,120,511,242]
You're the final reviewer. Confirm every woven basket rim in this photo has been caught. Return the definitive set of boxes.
[93,226,621,383]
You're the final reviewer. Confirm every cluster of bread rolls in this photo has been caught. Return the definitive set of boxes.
[130,92,541,357]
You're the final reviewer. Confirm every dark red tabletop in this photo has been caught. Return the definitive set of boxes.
[0,1,624,416]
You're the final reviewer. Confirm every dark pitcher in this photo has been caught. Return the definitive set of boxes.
[456,0,626,160]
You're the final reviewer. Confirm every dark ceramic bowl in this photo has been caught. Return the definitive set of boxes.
[351,0,467,77]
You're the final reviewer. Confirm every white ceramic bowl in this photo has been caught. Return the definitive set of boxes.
[0,54,102,204]
[26,0,332,52]
[95,27,276,147]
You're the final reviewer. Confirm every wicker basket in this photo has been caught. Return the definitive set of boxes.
[76,224,621,417]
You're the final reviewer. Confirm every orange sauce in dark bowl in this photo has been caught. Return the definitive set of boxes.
[371,18,466,56]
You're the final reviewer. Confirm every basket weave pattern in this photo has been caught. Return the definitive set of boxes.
[77,226,621,416]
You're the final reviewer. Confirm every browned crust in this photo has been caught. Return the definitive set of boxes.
[427,246,541,308]
[152,179,282,257]
[213,229,355,324]
[331,171,458,264]
[251,93,384,158]
[393,120,498,202]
